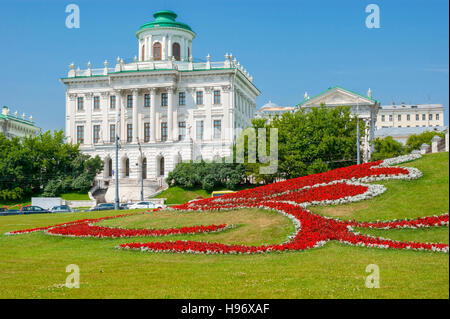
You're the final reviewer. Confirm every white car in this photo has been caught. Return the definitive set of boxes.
[128,201,165,209]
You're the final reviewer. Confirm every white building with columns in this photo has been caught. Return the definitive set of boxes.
[296,86,380,162]
[61,10,260,202]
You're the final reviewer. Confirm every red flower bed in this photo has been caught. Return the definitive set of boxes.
[5,156,449,254]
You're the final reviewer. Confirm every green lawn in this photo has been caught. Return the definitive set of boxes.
[0,153,448,298]
[153,184,253,205]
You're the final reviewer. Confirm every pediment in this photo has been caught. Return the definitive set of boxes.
[301,87,377,107]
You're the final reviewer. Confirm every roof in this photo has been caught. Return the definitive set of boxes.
[379,103,444,110]
[296,86,379,107]
[136,10,194,36]
[0,106,38,127]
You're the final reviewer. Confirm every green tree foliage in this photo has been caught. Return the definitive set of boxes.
[406,131,445,153]
[371,136,407,161]
[167,161,246,192]
[0,130,103,200]
[236,105,365,183]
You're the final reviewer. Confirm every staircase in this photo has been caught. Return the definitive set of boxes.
[103,178,167,203]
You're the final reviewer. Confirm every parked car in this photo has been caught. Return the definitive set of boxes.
[0,208,20,216]
[128,201,165,209]
[119,203,133,210]
[19,206,51,214]
[50,205,73,213]
[90,203,116,211]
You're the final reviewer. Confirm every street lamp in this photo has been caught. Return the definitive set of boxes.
[114,99,120,211]
[356,98,361,165]
[137,141,144,201]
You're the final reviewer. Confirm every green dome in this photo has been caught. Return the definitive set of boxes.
[136,10,195,36]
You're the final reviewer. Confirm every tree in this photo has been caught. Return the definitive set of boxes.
[406,131,445,153]
[236,105,365,182]
[371,136,406,161]
[0,130,103,200]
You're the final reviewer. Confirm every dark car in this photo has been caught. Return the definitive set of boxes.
[19,206,51,214]
[90,203,115,211]
[0,208,21,216]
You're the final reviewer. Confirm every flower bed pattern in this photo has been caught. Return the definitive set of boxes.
[5,154,449,254]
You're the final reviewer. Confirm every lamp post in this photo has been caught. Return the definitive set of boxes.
[356,98,361,165]
[114,96,120,211]
[138,141,144,201]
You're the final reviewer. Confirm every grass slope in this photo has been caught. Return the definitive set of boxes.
[0,153,448,298]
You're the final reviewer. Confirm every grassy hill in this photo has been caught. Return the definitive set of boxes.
[0,153,448,298]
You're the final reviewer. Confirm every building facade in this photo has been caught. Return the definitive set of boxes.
[254,101,295,123]
[296,86,380,162]
[375,102,444,129]
[61,11,260,202]
[0,106,40,139]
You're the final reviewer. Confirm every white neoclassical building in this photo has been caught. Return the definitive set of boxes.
[296,86,380,162]
[0,106,40,139]
[61,10,260,202]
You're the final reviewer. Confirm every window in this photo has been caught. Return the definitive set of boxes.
[416,114,419,121]
[77,97,84,111]
[161,93,168,106]
[178,92,186,106]
[153,42,162,60]
[144,123,150,142]
[127,124,132,142]
[178,121,186,141]
[213,120,221,139]
[407,114,410,121]
[159,157,165,176]
[94,96,100,110]
[172,42,181,61]
[429,114,433,120]
[196,91,203,105]
[125,158,130,177]
[76,126,84,144]
[436,114,440,121]
[108,158,112,177]
[93,125,100,143]
[381,115,385,122]
[127,95,133,108]
[109,124,115,143]
[398,115,402,121]
[161,122,168,141]
[196,120,204,140]
[389,115,393,121]
[422,114,426,121]
[144,94,151,107]
[110,95,116,109]
[213,90,221,104]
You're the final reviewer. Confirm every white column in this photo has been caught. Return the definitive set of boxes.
[115,91,122,142]
[162,34,167,60]
[120,92,126,142]
[168,35,172,59]
[132,89,139,143]
[150,88,157,142]
[101,92,109,143]
[148,35,152,60]
[85,93,93,146]
[167,86,174,141]
[205,87,212,140]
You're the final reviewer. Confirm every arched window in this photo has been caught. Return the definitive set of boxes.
[141,44,145,61]
[172,42,180,61]
[125,158,130,177]
[153,42,162,60]
[159,157,165,176]
[142,158,147,180]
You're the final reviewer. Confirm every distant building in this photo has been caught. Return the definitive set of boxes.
[254,101,295,122]
[375,126,447,145]
[0,106,40,139]
[296,86,380,162]
[376,102,444,129]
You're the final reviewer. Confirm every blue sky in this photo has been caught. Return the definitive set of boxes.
[0,0,448,131]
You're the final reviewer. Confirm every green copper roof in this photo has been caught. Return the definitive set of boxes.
[136,10,195,36]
